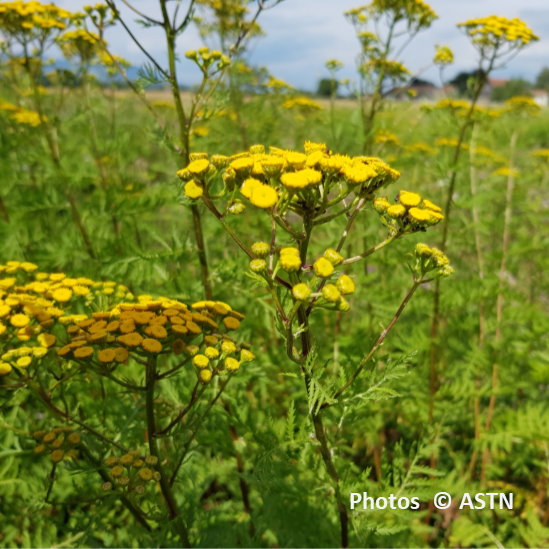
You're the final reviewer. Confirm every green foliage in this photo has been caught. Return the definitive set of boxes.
[491,78,533,102]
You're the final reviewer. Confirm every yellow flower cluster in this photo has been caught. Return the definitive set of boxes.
[32,427,80,463]
[57,297,253,385]
[56,29,99,60]
[434,44,454,66]
[363,58,409,80]
[458,16,538,48]
[531,149,549,161]
[492,167,519,178]
[375,129,400,146]
[0,1,72,33]
[177,142,401,214]
[185,46,230,71]
[374,190,444,228]
[0,99,46,127]
[346,0,437,31]
[504,95,541,116]
[411,243,454,279]
[0,261,132,374]
[102,452,161,493]
[281,97,323,112]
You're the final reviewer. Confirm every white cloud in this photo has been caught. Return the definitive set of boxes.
[53,0,549,89]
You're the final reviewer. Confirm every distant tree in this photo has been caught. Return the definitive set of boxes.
[491,78,533,102]
[535,67,549,90]
[317,78,337,97]
[449,69,486,97]
[410,77,435,87]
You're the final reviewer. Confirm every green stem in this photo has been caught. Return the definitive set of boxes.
[329,279,422,404]
[146,357,191,547]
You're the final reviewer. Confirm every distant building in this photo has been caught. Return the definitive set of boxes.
[387,78,438,101]
[532,89,548,108]
[481,78,508,98]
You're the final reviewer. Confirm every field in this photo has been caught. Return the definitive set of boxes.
[1,2,549,548]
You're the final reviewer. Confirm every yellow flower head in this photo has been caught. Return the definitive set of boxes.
[142,338,162,353]
[252,242,270,259]
[422,199,441,213]
[184,180,203,200]
[386,204,406,219]
[260,156,285,178]
[223,317,240,331]
[205,346,219,359]
[399,191,421,208]
[11,314,30,328]
[221,340,236,355]
[322,284,341,303]
[280,254,302,273]
[187,159,210,177]
[225,357,240,371]
[193,354,209,369]
[408,207,432,224]
[240,178,263,199]
[280,171,309,190]
[53,288,72,302]
[250,185,278,209]
[324,249,344,267]
[98,349,116,363]
[313,258,334,278]
[292,283,311,301]
[199,369,213,383]
[286,151,307,169]
[240,349,255,363]
[337,275,355,295]
[230,157,254,176]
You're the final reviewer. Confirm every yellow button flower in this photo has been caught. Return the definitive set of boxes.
[313,258,334,278]
[98,349,116,363]
[10,314,30,328]
[408,207,432,224]
[205,346,219,359]
[240,177,262,199]
[250,185,278,208]
[0,362,12,375]
[386,204,406,218]
[399,191,421,208]
[337,275,355,295]
[193,354,209,369]
[223,317,240,331]
[199,369,213,383]
[324,249,344,266]
[221,340,236,355]
[422,199,442,213]
[184,180,203,199]
[187,159,210,176]
[252,242,270,258]
[225,357,240,371]
[292,283,311,301]
[322,284,341,302]
[240,349,255,363]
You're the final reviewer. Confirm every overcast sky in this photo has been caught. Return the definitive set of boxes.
[54,0,549,90]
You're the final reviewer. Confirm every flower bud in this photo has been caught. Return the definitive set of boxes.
[240,349,255,363]
[225,357,240,371]
[292,283,311,301]
[250,259,267,273]
[249,144,265,155]
[252,242,270,258]
[211,154,229,170]
[228,199,246,215]
[322,284,340,302]
[336,275,355,295]
[324,249,344,266]
[185,50,198,61]
[313,258,334,278]
[337,297,351,311]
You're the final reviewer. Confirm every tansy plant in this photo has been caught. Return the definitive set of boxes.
[0,260,254,547]
[176,141,454,547]
[426,15,538,433]
[81,0,284,302]
[344,0,438,153]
